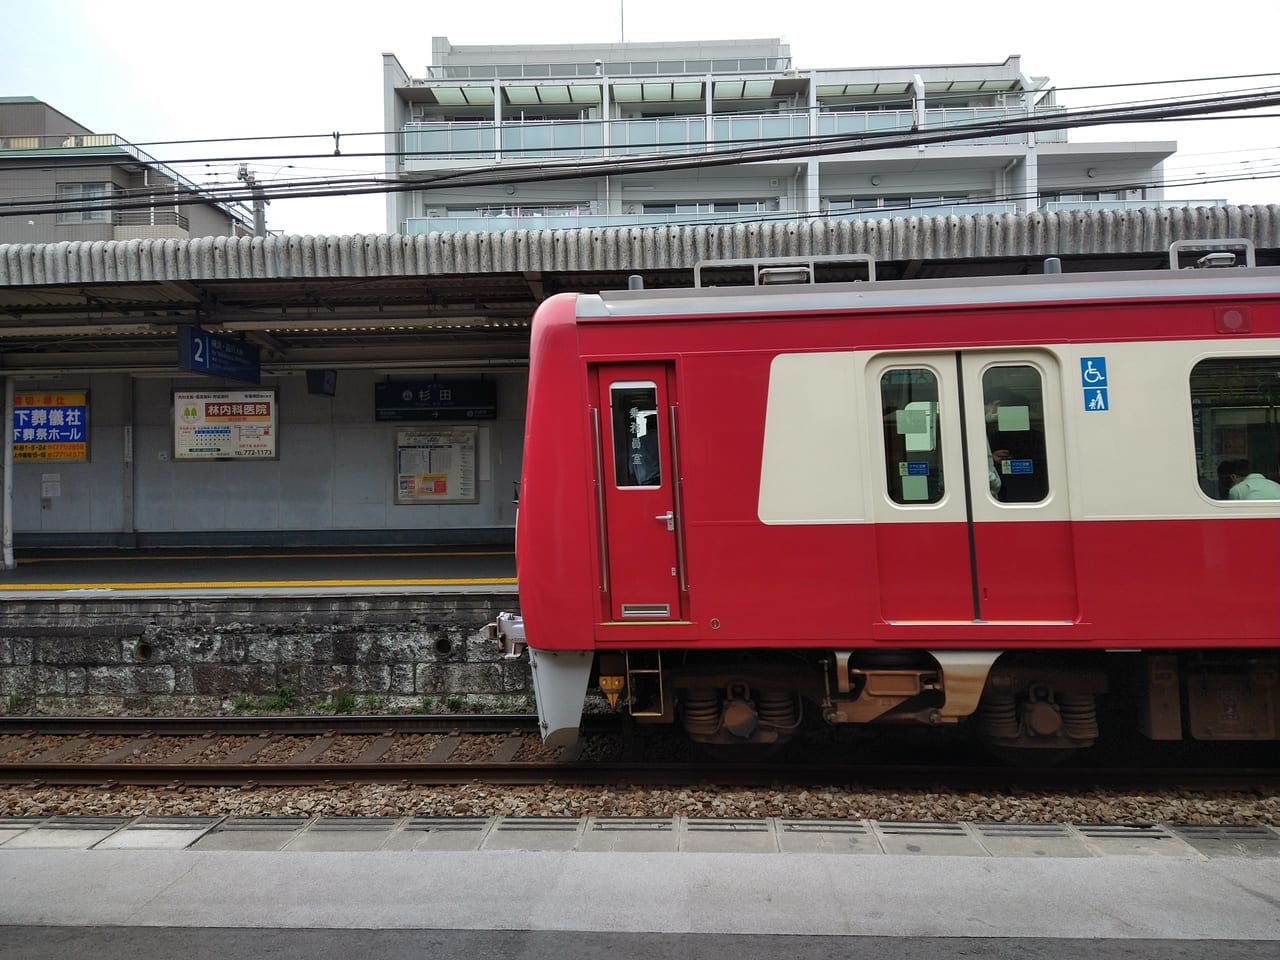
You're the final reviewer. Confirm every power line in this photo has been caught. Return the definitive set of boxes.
[4,80,1279,177]
[14,68,1280,156]
[3,86,1279,219]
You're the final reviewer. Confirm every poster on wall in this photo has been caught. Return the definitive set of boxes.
[173,390,277,460]
[12,390,89,462]
[395,426,478,504]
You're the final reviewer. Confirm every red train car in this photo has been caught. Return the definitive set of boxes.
[511,245,1280,757]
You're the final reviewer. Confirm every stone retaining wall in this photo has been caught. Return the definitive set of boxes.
[0,594,528,715]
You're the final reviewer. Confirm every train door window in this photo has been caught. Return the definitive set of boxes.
[1189,357,1280,500]
[880,368,944,504]
[610,381,661,487]
[982,366,1049,504]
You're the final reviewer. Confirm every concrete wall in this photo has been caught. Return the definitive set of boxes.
[0,594,528,715]
[10,368,527,546]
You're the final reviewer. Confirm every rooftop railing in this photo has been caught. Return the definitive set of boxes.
[421,57,792,80]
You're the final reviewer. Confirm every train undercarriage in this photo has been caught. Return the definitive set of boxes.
[521,638,1280,755]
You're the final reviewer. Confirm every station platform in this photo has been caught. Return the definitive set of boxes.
[2,817,1279,950]
[0,544,518,599]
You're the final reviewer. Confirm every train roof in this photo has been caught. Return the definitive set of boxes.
[577,261,1280,322]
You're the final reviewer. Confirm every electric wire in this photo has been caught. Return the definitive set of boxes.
[1,86,1278,220]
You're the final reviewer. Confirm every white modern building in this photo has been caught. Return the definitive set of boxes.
[382,37,1201,235]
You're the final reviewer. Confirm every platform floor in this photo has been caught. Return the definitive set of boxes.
[2,817,1278,948]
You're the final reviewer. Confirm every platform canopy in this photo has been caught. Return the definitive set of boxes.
[1,205,1277,376]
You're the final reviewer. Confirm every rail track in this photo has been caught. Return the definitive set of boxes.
[1,715,1277,792]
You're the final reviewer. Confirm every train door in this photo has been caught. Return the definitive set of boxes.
[962,353,1077,620]
[869,351,1077,623]
[869,354,973,619]
[594,364,683,621]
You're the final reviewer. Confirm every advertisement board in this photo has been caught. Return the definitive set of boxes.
[12,391,89,462]
[395,426,478,504]
[174,390,277,460]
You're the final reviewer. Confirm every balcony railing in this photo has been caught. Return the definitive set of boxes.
[402,204,1021,234]
[115,208,190,230]
[1043,199,1227,212]
[400,106,1066,162]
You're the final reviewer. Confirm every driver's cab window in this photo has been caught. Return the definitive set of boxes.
[610,382,661,487]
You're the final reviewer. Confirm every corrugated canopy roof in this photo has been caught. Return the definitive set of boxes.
[1,205,1276,376]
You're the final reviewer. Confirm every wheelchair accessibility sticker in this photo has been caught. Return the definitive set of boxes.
[1080,357,1109,411]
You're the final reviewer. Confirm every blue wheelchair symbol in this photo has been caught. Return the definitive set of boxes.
[1080,357,1107,387]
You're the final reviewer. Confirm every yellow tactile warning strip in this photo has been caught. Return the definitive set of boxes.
[0,578,518,591]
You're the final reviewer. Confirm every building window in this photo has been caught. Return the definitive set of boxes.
[827,196,967,213]
[445,204,586,219]
[1042,191,1122,203]
[643,201,767,215]
[1190,357,1280,500]
[56,182,113,223]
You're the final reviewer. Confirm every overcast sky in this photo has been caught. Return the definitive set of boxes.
[2,0,1277,235]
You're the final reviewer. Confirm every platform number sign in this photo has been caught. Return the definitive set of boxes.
[1080,357,1109,412]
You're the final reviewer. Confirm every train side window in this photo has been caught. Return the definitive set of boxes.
[1189,357,1280,500]
[982,366,1049,504]
[880,368,943,504]
[609,381,661,487]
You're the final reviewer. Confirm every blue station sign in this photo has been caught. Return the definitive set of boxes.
[177,326,261,385]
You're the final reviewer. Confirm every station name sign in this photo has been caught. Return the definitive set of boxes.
[374,380,497,421]
[177,326,261,385]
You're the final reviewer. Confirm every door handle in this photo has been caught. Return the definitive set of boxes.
[655,511,674,532]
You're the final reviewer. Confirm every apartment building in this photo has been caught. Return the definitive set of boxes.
[381,38,1197,235]
[0,97,253,244]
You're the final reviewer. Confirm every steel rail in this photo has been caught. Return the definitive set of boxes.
[2,759,1277,791]
[0,714,623,736]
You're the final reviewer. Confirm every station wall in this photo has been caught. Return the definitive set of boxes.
[9,369,527,547]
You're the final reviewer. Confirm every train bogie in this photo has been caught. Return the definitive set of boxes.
[513,246,1280,756]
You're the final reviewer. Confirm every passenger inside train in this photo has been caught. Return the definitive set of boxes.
[983,377,1049,503]
[1191,356,1280,500]
[1218,459,1280,500]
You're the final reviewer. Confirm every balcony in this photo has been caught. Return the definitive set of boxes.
[401,203,1021,234]
[113,208,191,241]
[1043,199,1227,212]
[400,105,1066,165]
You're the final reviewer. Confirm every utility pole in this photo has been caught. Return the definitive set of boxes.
[237,164,267,237]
